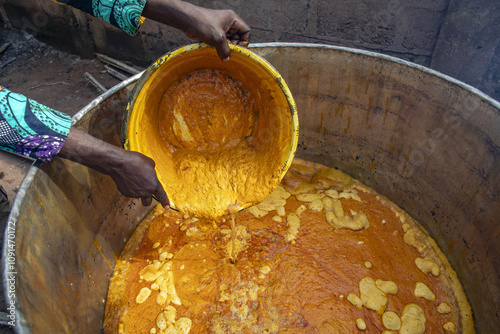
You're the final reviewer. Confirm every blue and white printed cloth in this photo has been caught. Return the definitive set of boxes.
[56,0,147,35]
[0,0,147,161]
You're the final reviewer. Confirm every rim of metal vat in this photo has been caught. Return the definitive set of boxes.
[2,42,499,333]
[252,43,499,107]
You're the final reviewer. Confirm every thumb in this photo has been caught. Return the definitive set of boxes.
[214,36,231,62]
[153,181,170,209]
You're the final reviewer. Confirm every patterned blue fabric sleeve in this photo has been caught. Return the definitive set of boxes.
[0,87,72,162]
[55,0,147,36]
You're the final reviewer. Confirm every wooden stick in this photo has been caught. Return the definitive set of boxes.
[96,53,141,75]
[22,82,70,94]
[105,65,129,81]
[0,43,10,54]
[85,72,107,93]
[0,57,16,69]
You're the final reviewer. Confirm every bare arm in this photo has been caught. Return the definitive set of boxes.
[58,128,170,208]
[143,0,251,61]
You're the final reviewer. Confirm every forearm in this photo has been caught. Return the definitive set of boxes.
[142,0,199,33]
[144,0,251,60]
[54,0,250,60]
[57,128,123,176]
[57,128,170,208]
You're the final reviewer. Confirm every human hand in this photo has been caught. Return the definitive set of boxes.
[58,128,170,208]
[143,0,251,61]
[108,150,170,208]
[183,8,251,61]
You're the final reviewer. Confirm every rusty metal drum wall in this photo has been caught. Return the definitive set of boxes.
[250,44,499,333]
[4,44,499,333]
[2,74,153,334]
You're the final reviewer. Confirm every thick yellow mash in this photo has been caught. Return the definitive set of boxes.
[104,159,474,334]
[156,69,283,219]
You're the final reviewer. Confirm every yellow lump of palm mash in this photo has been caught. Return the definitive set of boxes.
[104,158,474,334]
[155,68,288,219]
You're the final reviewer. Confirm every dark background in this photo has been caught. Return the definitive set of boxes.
[1,0,499,102]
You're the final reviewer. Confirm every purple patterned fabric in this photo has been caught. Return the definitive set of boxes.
[0,87,71,161]
[15,135,65,162]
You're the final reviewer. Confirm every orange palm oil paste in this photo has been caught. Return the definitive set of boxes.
[104,158,473,334]
[155,68,284,219]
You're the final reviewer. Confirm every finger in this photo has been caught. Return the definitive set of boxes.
[214,34,231,62]
[227,18,251,41]
[237,40,249,48]
[236,30,251,47]
[142,196,153,207]
[153,180,170,209]
[231,37,249,48]
[227,14,251,33]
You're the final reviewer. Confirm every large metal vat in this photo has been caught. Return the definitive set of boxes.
[3,44,499,333]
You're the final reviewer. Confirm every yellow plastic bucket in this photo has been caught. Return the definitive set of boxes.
[123,43,299,218]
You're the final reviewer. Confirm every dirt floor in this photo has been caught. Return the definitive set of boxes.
[0,28,145,332]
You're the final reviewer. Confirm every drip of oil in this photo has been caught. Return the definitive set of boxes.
[227,203,239,263]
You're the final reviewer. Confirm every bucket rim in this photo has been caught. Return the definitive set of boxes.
[122,42,300,211]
